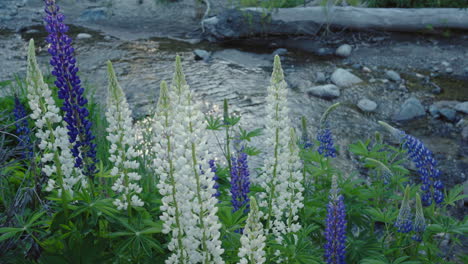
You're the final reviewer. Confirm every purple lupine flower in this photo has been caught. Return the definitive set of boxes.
[13,95,33,158]
[324,177,347,264]
[230,152,250,212]
[209,159,220,198]
[43,0,97,178]
[317,126,336,158]
[400,132,444,206]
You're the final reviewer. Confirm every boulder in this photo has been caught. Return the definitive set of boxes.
[330,68,362,88]
[393,97,426,122]
[307,84,340,100]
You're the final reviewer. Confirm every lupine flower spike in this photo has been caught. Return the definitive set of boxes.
[209,160,221,198]
[153,80,191,263]
[324,175,347,264]
[13,95,33,158]
[412,193,426,242]
[168,56,224,263]
[378,121,444,206]
[26,39,85,197]
[105,61,143,211]
[317,103,340,158]
[395,185,413,233]
[258,55,304,246]
[230,152,251,212]
[43,0,98,178]
[238,197,267,264]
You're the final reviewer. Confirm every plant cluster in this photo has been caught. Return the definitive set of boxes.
[0,1,467,263]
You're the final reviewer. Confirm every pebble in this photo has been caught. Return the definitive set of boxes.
[446,67,453,74]
[330,68,362,88]
[393,97,426,122]
[357,98,377,112]
[307,84,340,100]
[335,44,352,57]
[77,33,92,39]
[385,70,401,82]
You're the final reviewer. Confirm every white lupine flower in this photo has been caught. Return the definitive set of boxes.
[153,56,224,263]
[238,197,266,264]
[258,56,305,244]
[26,39,85,197]
[105,61,143,211]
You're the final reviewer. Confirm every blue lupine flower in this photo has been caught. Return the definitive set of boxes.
[43,0,97,178]
[317,126,336,158]
[230,152,250,212]
[400,132,444,206]
[324,177,347,264]
[13,96,33,158]
[412,194,426,242]
[209,159,220,198]
[395,186,413,233]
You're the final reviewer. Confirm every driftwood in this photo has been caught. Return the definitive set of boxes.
[203,7,468,41]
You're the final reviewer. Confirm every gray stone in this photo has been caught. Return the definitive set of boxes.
[77,33,92,39]
[429,104,440,118]
[357,98,377,112]
[393,97,426,122]
[386,70,401,82]
[272,48,288,56]
[193,49,210,61]
[307,84,340,100]
[78,7,108,22]
[455,102,468,114]
[330,68,362,88]
[315,72,326,83]
[439,108,457,122]
[336,44,352,57]
[446,67,453,74]
[441,61,450,67]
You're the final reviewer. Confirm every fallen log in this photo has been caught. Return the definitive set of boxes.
[203,6,468,41]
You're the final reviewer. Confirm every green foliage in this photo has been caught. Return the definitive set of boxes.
[364,0,468,8]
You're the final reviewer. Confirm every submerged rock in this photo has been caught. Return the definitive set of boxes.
[393,97,426,122]
[336,44,352,57]
[357,98,377,112]
[307,84,340,99]
[331,68,362,88]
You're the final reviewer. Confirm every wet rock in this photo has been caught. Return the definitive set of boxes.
[330,68,362,88]
[386,70,401,82]
[393,97,426,122]
[193,49,210,61]
[78,7,108,22]
[439,108,457,122]
[336,44,352,57]
[455,102,468,114]
[315,72,326,83]
[307,84,340,100]
[357,98,377,112]
[272,48,288,56]
[77,33,92,39]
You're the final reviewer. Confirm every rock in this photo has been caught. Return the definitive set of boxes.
[393,97,426,122]
[455,102,468,114]
[415,73,424,78]
[462,126,468,141]
[352,63,361,69]
[446,67,453,74]
[439,108,457,122]
[429,104,440,118]
[441,61,450,67]
[464,67,468,76]
[78,7,108,22]
[315,47,335,56]
[357,98,377,112]
[77,33,92,39]
[272,48,288,56]
[385,70,401,82]
[363,66,371,73]
[315,72,326,83]
[193,49,210,61]
[307,84,340,100]
[336,44,352,57]
[330,68,362,88]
